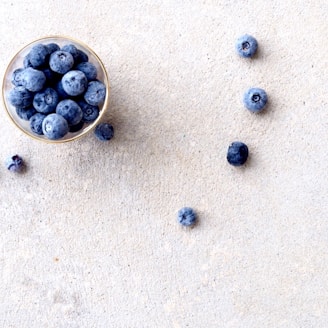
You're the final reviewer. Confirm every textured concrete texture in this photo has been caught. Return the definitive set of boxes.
[0,1,328,327]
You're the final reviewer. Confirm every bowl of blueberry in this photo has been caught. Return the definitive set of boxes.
[2,36,109,142]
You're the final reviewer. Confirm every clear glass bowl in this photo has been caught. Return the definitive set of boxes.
[2,36,110,143]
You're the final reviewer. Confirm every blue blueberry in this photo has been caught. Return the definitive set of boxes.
[94,123,114,141]
[76,49,88,63]
[61,44,79,62]
[42,113,69,140]
[84,80,106,106]
[243,87,268,112]
[69,120,85,132]
[56,99,83,125]
[76,62,97,80]
[177,207,197,227]
[16,106,37,120]
[55,80,69,99]
[78,100,99,123]
[42,68,58,83]
[21,67,46,92]
[23,56,33,68]
[61,70,87,96]
[11,68,25,87]
[49,51,74,74]
[33,88,59,114]
[27,44,49,67]
[30,113,46,135]
[46,43,60,55]
[5,155,24,172]
[9,86,34,108]
[227,142,249,166]
[235,34,258,58]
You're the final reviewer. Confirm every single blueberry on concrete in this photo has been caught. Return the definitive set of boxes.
[94,123,114,141]
[78,100,99,123]
[177,207,197,227]
[21,67,46,92]
[49,51,74,74]
[61,70,88,96]
[9,86,34,108]
[16,106,37,121]
[30,113,46,135]
[84,80,106,106]
[11,68,25,87]
[42,113,69,140]
[5,155,24,172]
[33,88,59,114]
[76,62,97,80]
[227,142,249,166]
[27,43,49,67]
[56,99,83,125]
[235,34,258,58]
[243,87,268,112]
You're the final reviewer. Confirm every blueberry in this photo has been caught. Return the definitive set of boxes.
[42,68,59,83]
[243,87,268,112]
[94,123,114,141]
[61,44,79,62]
[30,113,46,135]
[78,100,99,123]
[84,80,106,106]
[46,43,60,55]
[235,34,258,58]
[33,88,59,114]
[21,67,46,92]
[76,62,97,80]
[69,120,84,133]
[61,70,87,96]
[11,68,25,87]
[49,51,74,74]
[55,80,69,99]
[5,155,24,172]
[76,49,88,63]
[27,44,49,67]
[56,99,82,125]
[42,113,69,140]
[177,207,197,227]
[227,142,249,166]
[9,86,33,108]
[23,56,33,68]
[16,106,37,120]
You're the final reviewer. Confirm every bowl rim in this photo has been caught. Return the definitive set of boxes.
[1,35,110,144]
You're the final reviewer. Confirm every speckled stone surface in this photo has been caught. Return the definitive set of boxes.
[0,1,327,327]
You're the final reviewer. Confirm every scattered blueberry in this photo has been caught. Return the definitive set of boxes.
[56,99,83,125]
[177,207,197,227]
[84,80,106,106]
[49,51,74,74]
[30,113,46,135]
[42,113,69,140]
[33,87,59,114]
[21,67,46,92]
[16,106,37,120]
[76,62,97,80]
[9,86,34,108]
[78,100,99,123]
[243,87,268,112]
[235,34,258,58]
[61,70,88,96]
[227,142,249,166]
[11,68,25,87]
[27,44,49,67]
[94,123,114,141]
[5,155,24,172]
[46,43,60,55]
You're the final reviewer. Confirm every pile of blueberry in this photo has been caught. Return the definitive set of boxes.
[8,42,106,140]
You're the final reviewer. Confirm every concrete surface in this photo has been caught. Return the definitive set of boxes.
[0,1,328,327]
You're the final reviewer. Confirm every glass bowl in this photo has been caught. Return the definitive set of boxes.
[2,36,110,143]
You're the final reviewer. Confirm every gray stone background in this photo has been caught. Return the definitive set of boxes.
[0,1,327,327]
